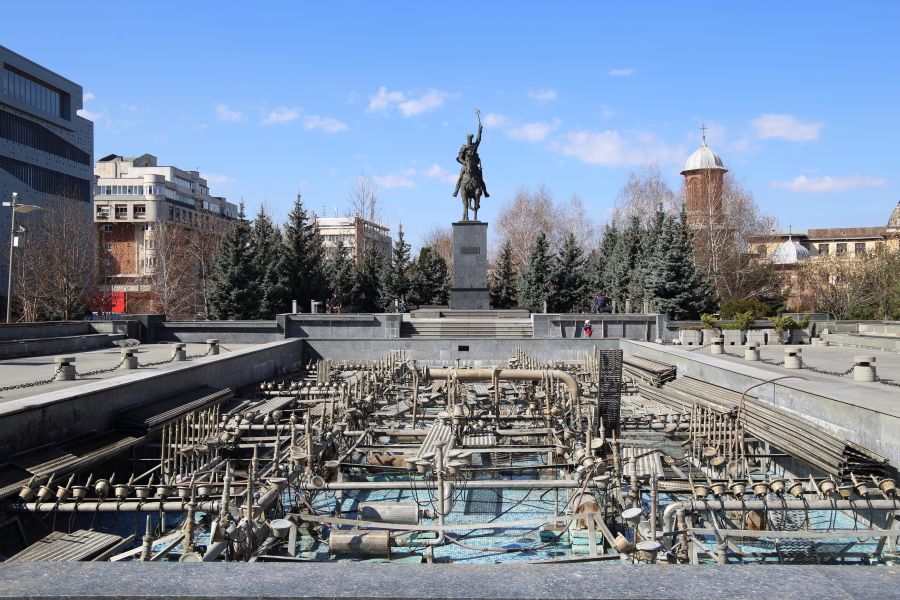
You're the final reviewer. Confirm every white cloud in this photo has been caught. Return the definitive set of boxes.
[77,108,103,122]
[528,88,557,102]
[201,173,236,186]
[424,164,457,184]
[303,115,348,133]
[770,175,887,193]
[555,129,683,167]
[752,114,823,141]
[261,106,300,125]
[599,105,615,119]
[374,169,417,189]
[608,68,636,77]
[367,86,406,113]
[366,86,456,116]
[83,92,95,102]
[507,119,560,143]
[214,103,246,122]
[482,112,508,128]
[398,89,454,117]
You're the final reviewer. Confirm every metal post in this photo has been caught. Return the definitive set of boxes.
[6,194,17,324]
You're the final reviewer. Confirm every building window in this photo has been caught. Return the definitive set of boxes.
[103,241,112,252]
[133,204,146,218]
[102,224,113,233]
[145,238,154,250]
[855,242,866,256]
[2,66,68,119]
[0,109,90,165]
[836,243,847,256]
[0,155,90,202]
[818,243,829,255]
[96,205,110,219]
[114,204,127,219]
[756,244,767,258]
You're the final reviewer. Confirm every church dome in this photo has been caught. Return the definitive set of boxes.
[682,141,727,174]
[887,201,900,232]
[771,237,811,265]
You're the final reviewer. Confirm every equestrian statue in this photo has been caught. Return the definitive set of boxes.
[452,108,490,220]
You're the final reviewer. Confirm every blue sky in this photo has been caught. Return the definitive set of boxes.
[6,2,899,246]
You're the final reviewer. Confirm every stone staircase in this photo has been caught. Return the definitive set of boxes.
[400,317,533,339]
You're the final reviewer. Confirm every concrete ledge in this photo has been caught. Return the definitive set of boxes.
[152,320,284,344]
[0,339,303,457]
[621,341,900,467]
[824,333,900,353]
[0,332,125,359]
[0,563,895,599]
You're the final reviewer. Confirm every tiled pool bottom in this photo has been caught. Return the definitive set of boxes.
[304,475,588,564]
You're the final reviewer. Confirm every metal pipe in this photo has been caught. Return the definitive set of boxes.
[297,479,584,491]
[19,501,218,512]
[662,498,898,533]
[422,367,579,404]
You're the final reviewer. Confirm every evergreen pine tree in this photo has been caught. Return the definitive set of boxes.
[489,240,518,309]
[644,205,714,319]
[378,224,412,310]
[594,224,619,297]
[353,246,384,312]
[549,232,589,312]
[519,231,553,309]
[283,192,326,311]
[325,241,355,311]
[634,204,668,306]
[250,205,290,318]
[409,247,450,306]
[208,201,255,319]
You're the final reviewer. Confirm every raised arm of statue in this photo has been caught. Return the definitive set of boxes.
[474,124,483,148]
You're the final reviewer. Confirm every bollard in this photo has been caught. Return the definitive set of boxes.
[121,348,138,370]
[710,336,724,355]
[744,342,760,361]
[852,356,876,382]
[207,339,220,356]
[784,346,802,369]
[54,356,76,381]
[172,343,187,362]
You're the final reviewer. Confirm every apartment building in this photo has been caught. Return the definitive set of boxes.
[316,216,391,264]
[93,154,236,313]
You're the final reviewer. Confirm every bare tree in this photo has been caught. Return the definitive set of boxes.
[611,165,680,227]
[798,253,879,319]
[24,198,96,320]
[556,193,598,250]
[689,174,780,303]
[420,225,453,267]
[149,220,200,319]
[186,222,225,317]
[496,184,558,268]
[347,172,383,224]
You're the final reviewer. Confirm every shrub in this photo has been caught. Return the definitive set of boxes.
[770,315,799,332]
[733,311,755,331]
[720,323,742,330]
[720,298,770,320]
[700,313,719,330]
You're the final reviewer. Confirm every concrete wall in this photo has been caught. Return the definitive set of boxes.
[280,313,401,339]
[533,313,665,341]
[621,340,900,467]
[0,339,303,457]
[0,321,137,358]
[151,320,284,344]
[0,332,124,359]
[303,337,618,366]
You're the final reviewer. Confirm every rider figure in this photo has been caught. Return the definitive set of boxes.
[452,124,490,198]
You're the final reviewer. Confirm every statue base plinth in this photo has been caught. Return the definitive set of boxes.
[450,220,489,310]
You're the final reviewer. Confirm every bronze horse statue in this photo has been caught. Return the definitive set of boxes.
[459,150,483,221]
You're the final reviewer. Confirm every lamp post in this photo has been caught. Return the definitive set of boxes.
[3,193,45,323]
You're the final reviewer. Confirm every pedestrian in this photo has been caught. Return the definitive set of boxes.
[583,319,593,338]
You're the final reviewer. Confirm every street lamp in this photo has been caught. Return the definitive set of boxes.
[3,193,45,323]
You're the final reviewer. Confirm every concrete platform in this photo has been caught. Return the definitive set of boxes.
[0,342,257,405]
[0,563,896,599]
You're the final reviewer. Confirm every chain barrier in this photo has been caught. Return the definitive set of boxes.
[76,357,128,378]
[138,354,178,368]
[876,376,900,388]
[0,365,64,392]
[801,364,854,378]
[186,347,213,360]
[685,342,714,352]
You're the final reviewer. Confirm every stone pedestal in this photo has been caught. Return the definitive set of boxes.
[450,221,490,310]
